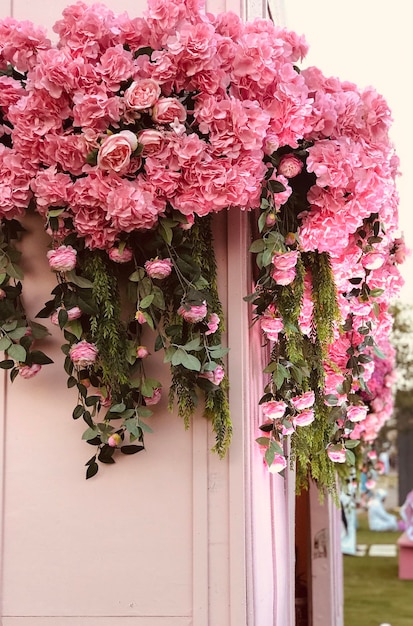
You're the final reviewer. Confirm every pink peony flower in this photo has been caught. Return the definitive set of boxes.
[205,313,220,335]
[47,245,77,272]
[326,444,346,463]
[199,365,225,386]
[293,409,315,427]
[51,306,82,325]
[18,363,41,379]
[272,250,299,271]
[152,98,187,124]
[144,258,173,279]
[108,246,133,263]
[124,79,161,110]
[291,391,315,410]
[144,387,162,405]
[267,453,287,473]
[278,154,303,178]
[69,341,98,367]
[347,404,368,422]
[261,400,287,420]
[97,130,138,174]
[178,301,207,323]
[138,129,164,155]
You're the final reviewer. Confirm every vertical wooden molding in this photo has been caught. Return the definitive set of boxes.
[0,372,7,620]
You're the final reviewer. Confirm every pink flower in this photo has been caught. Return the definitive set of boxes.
[18,363,41,379]
[69,341,98,367]
[205,313,220,335]
[365,478,376,490]
[138,129,164,155]
[278,154,303,178]
[124,79,161,110]
[178,301,207,323]
[347,404,368,423]
[326,444,346,463]
[0,288,6,300]
[97,130,138,174]
[135,310,146,324]
[108,246,133,263]
[267,454,287,473]
[265,212,277,227]
[200,365,225,386]
[51,306,82,325]
[291,391,315,410]
[361,251,386,270]
[152,98,187,124]
[144,258,173,279]
[144,387,162,405]
[136,346,149,359]
[261,400,287,420]
[108,433,122,447]
[47,245,77,272]
[272,250,299,271]
[367,450,377,460]
[293,409,315,427]
[271,268,296,286]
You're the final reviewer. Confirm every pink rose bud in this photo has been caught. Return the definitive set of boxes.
[278,154,303,178]
[265,212,277,227]
[285,232,296,246]
[291,391,315,411]
[178,301,207,323]
[69,340,98,367]
[124,79,161,110]
[97,130,138,174]
[138,129,164,155]
[205,313,220,335]
[267,453,287,473]
[144,258,173,280]
[199,365,225,386]
[152,98,187,124]
[144,387,162,405]
[108,433,122,447]
[261,400,287,420]
[326,444,346,463]
[179,214,195,230]
[346,404,368,422]
[18,363,42,379]
[135,310,146,324]
[293,409,315,427]
[108,246,133,263]
[0,288,6,300]
[51,306,82,325]
[136,345,149,359]
[47,245,77,272]
[361,251,386,270]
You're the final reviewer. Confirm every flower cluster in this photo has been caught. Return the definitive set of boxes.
[0,0,405,484]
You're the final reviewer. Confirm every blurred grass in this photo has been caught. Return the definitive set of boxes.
[344,512,413,626]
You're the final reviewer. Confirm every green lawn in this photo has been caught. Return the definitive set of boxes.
[344,512,413,626]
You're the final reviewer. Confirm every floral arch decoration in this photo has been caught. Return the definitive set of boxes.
[0,0,406,485]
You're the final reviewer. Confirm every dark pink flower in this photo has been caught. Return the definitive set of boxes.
[144,258,173,279]
[144,387,162,405]
[19,363,42,379]
[108,246,133,263]
[178,301,207,323]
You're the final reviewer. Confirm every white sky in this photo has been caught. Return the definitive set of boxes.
[283,0,413,302]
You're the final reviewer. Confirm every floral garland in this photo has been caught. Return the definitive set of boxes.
[0,0,405,484]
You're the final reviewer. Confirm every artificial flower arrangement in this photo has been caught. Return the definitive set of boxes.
[0,0,405,484]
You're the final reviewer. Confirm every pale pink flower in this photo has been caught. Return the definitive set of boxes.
[267,454,287,473]
[291,391,315,410]
[144,258,173,279]
[124,79,161,110]
[69,341,98,367]
[271,268,296,286]
[97,130,138,174]
[260,316,284,341]
[178,302,208,323]
[361,251,386,270]
[293,409,315,427]
[51,306,82,325]
[200,365,225,386]
[18,363,41,379]
[272,250,299,271]
[47,245,77,272]
[108,246,133,263]
[347,405,368,423]
[98,44,134,92]
[152,98,187,124]
[136,346,149,359]
[261,400,287,420]
[138,129,164,155]
[205,313,220,335]
[326,444,346,463]
[144,387,162,405]
[278,154,303,178]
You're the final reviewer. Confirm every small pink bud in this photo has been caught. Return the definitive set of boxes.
[266,213,276,227]
[108,433,122,447]
[136,345,149,359]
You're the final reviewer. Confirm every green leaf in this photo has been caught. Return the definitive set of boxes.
[159,222,173,245]
[345,449,356,465]
[344,440,360,449]
[121,444,144,455]
[129,268,145,282]
[58,308,69,329]
[0,336,12,351]
[48,208,65,218]
[65,271,94,289]
[136,407,152,418]
[249,239,266,253]
[30,350,53,365]
[0,359,14,369]
[140,294,154,309]
[373,345,386,359]
[256,436,270,447]
[7,343,26,362]
[82,427,98,441]
[72,405,84,419]
[134,46,154,58]
[265,446,275,467]
[86,460,99,479]
[181,353,201,371]
[208,346,229,358]
[171,349,185,366]
[110,402,126,413]
[258,212,267,233]
[29,322,50,339]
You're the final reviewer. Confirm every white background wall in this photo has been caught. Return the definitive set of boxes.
[283,0,413,301]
